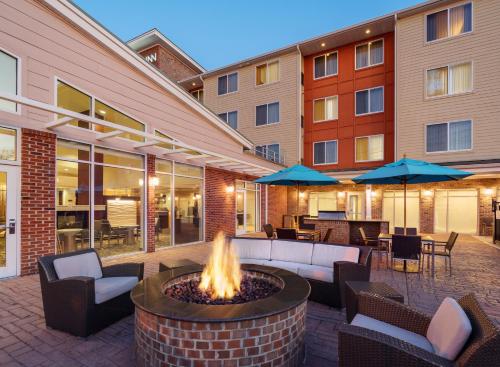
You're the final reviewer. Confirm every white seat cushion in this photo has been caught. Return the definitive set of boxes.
[267,260,300,274]
[231,238,272,261]
[311,244,360,267]
[94,276,138,304]
[239,258,270,266]
[53,252,103,280]
[298,264,333,283]
[426,297,472,360]
[271,240,313,264]
[352,314,434,354]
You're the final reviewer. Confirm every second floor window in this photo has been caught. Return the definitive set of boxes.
[314,96,338,122]
[0,50,18,113]
[314,52,338,79]
[426,120,472,153]
[355,135,384,162]
[256,61,279,85]
[191,89,203,102]
[355,87,384,115]
[218,111,238,129]
[256,144,280,162]
[256,102,279,126]
[426,62,472,98]
[356,40,383,69]
[218,72,238,95]
[426,3,472,42]
[314,140,338,165]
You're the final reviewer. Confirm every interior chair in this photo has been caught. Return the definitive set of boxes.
[322,228,333,242]
[263,224,275,239]
[38,248,144,337]
[391,234,422,273]
[276,228,298,240]
[422,232,459,275]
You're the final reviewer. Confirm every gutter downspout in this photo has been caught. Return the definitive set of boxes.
[296,45,303,165]
[394,13,398,161]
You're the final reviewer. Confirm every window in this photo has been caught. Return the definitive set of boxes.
[313,140,338,165]
[426,62,472,97]
[256,61,279,85]
[426,120,472,153]
[355,87,384,115]
[426,3,472,42]
[218,72,238,95]
[218,111,238,129]
[355,135,384,162]
[191,89,203,103]
[256,144,280,163]
[314,96,338,122]
[57,81,92,129]
[383,191,420,233]
[355,40,384,69]
[0,50,18,113]
[256,102,279,126]
[0,126,16,161]
[94,100,145,142]
[314,52,338,79]
[308,192,337,217]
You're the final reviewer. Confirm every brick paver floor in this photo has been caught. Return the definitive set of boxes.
[0,235,499,367]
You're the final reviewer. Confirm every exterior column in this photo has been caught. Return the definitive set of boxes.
[420,189,434,233]
[20,129,56,275]
[146,154,156,253]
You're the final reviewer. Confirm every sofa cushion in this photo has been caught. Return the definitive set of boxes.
[298,264,333,283]
[426,297,472,360]
[311,244,360,268]
[239,258,270,266]
[231,238,272,261]
[271,240,313,264]
[352,314,434,354]
[94,276,138,304]
[267,260,300,274]
[53,252,103,280]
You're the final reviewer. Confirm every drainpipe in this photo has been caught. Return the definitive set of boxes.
[296,45,303,165]
[394,13,398,161]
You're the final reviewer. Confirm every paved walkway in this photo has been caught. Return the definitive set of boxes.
[0,235,499,367]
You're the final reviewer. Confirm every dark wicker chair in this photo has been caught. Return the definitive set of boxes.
[323,228,333,242]
[359,227,378,246]
[391,234,422,273]
[263,224,275,239]
[422,232,458,274]
[38,249,144,337]
[276,228,298,240]
[338,292,500,367]
[395,227,417,235]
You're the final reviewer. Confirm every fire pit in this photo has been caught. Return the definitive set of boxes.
[131,234,310,367]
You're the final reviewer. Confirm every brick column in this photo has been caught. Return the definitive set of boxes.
[420,190,434,233]
[20,129,56,275]
[479,189,494,236]
[146,154,155,252]
[267,186,288,228]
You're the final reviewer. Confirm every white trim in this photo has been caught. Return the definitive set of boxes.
[354,134,385,163]
[424,119,473,154]
[217,72,239,96]
[355,86,384,116]
[0,125,21,166]
[255,102,280,127]
[255,59,280,86]
[313,51,339,80]
[0,47,22,116]
[424,61,473,99]
[313,139,338,166]
[313,95,339,123]
[354,38,384,70]
[424,1,473,44]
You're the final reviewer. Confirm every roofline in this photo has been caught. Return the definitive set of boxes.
[127,28,206,73]
[43,0,254,149]
[396,0,454,19]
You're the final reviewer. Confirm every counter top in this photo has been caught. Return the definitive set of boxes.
[304,217,389,223]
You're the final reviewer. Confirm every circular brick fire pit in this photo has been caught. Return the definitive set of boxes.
[131,264,310,367]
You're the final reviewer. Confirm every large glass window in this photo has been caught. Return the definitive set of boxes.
[426,120,472,153]
[355,135,384,162]
[308,192,337,217]
[356,40,383,69]
[256,102,279,126]
[382,191,420,233]
[95,100,145,142]
[314,96,338,122]
[355,87,384,115]
[56,81,92,128]
[174,163,203,245]
[0,50,18,113]
[218,72,238,95]
[218,111,238,129]
[256,61,279,85]
[314,140,338,165]
[435,190,477,234]
[427,3,472,42]
[314,52,338,79]
[0,127,16,161]
[426,63,472,97]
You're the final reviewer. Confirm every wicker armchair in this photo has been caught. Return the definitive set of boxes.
[338,292,500,366]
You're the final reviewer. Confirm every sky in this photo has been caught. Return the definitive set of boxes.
[73,0,422,70]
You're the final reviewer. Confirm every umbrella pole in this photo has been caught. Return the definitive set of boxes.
[403,179,407,235]
[296,183,300,229]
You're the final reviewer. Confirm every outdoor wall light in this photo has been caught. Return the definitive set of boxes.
[149,176,159,187]
[299,191,306,198]
[370,190,378,197]
[338,191,345,198]
[226,185,235,193]
[484,188,493,196]
[139,178,144,186]
[424,190,433,197]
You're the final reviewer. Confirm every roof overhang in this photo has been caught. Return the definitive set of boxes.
[396,0,456,20]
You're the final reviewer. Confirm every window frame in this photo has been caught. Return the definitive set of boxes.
[425,2,473,44]
[255,143,281,163]
[355,86,384,116]
[0,124,21,165]
[425,120,473,154]
[313,51,339,80]
[354,39,384,71]
[0,47,21,115]
[313,139,338,166]
[255,60,280,86]
[255,102,280,126]
[425,61,473,99]
[313,95,339,123]
[354,134,385,163]
[217,72,238,96]
[218,110,238,129]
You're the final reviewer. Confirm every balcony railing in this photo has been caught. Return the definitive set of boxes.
[246,147,285,165]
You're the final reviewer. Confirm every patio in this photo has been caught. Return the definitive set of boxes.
[0,235,499,367]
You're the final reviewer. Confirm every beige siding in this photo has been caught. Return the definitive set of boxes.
[203,52,301,165]
[396,0,500,163]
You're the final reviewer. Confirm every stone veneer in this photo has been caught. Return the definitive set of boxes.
[134,301,307,367]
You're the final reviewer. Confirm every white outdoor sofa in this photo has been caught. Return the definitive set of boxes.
[230,237,373,307]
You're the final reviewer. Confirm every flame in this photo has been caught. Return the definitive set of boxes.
[199,232,242,299]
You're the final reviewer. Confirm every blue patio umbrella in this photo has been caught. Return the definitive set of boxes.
[255,165,338,227]
[353,157,473,232]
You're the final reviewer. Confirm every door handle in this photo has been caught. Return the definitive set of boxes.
[8,219,15,235]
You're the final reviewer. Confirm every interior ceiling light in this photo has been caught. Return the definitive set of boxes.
[365,29,371,34]
[320,42,326,47]
[192,82,196,86]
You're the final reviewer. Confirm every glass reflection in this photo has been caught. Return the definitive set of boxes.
[174,176,202,245]
[155,173,172,248]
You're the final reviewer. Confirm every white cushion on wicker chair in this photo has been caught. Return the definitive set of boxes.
[351,314,434,354]
[54,252,103,280]
[94,276,138,304]
[231,238,272,260]
[271,240,313,264]
[426,297,472,360]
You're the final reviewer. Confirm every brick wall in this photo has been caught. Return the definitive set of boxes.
[266,186,288,228]
[146,154,155,252]
[20,129,56,275]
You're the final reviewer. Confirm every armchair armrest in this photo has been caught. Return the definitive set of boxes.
[338,323,452,367]
[334,261,370,307]
[102,262,144,280]
[45,276,95,312]
[357,292,431,336]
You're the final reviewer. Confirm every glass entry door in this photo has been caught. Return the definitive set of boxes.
[0,165,18,278]
[347,192,364,220]
[235,182,260,235]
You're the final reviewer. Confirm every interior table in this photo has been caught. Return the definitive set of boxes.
[57,228,82,252]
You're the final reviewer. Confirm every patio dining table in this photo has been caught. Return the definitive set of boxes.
[378,233,436,277]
